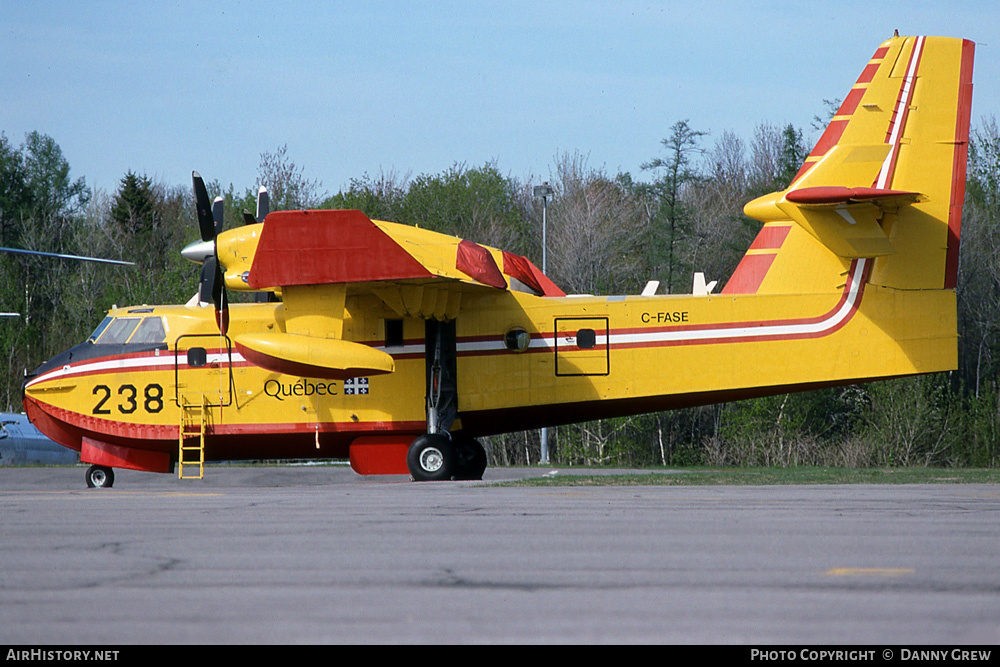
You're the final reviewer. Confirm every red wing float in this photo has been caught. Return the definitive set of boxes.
[23,34,975,486]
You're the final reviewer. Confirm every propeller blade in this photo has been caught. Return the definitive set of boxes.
[212,260,229,335]
[242,210,256,226]
[197,253,230,333]
[212,196,225,237]
[199,258,217,305]
[256,186,269,223]
[192,172,216,242]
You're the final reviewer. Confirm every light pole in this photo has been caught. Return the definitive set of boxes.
[532,182,554,464]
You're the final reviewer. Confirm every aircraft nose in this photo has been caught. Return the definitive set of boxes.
[22,363,44,407]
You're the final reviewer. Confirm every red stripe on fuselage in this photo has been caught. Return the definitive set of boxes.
[25,393,424,445]
[614,268,862,337]
[856,62,879,84]
[24,347,253,387]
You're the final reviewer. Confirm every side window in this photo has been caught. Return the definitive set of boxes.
[87,317,113,343]
[504,327,531,352]
[385,319,404,348]
[187,347,207,367]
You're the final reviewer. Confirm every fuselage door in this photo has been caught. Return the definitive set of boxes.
[174,334,233,408]
[554,317,609,377]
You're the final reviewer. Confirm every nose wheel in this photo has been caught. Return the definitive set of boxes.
[85,465,115,488]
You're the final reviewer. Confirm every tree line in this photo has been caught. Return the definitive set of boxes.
[2,115,999,468]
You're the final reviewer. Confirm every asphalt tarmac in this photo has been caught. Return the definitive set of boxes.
[1,465,999,644]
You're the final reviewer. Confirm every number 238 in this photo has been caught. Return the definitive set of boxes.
[92,384,164,414]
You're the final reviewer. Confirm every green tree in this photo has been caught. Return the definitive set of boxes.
[0,133,30,246]
[111,171,156,236]
[642,120,706,293]
[777,124,808,187]
[0,133,94,408]
[322,170,409,221]
[747,122,807,194]
[397,162,531,253]
[957,117,1000,396]
[18,131,90,251]
[56,171,194,344]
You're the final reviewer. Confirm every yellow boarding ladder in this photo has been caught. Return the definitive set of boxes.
[178,393,208,479]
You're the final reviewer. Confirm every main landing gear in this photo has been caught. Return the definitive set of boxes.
[85,464,115,488]
[407,433,487,482]
[406,319,487,482]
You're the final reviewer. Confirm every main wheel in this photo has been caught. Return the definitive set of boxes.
[85,465,115,489]
[407,434,457,481]
[454,436,487,480]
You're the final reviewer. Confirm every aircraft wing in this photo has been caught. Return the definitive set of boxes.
[242,209,561,297]
[216,209,563,379]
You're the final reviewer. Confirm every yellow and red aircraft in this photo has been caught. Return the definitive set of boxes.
[24,34,975,487]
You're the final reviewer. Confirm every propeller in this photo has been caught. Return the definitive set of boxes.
[191,171,229,334]
[184,173,271,333]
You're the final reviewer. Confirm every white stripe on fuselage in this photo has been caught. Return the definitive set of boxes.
[29,260,866,384]
[25,351,241,388]
[453,258,867,353]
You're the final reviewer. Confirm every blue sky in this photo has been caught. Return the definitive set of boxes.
[2,1,996,197]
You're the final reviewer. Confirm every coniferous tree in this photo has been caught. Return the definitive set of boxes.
[111,171,156,237]
[642,120,706,293]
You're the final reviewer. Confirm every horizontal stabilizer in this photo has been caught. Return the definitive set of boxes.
[777,199,895,258]
[744,189,900,258]
[742,140,928,259]
[785,186,921,206]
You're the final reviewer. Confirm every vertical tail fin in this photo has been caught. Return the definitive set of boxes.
[725,35,975,295]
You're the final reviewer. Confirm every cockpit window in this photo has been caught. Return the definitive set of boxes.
[91,316,167,345]
[129,317,166,344]
[87,317,113,343]
[96,318,140,345]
